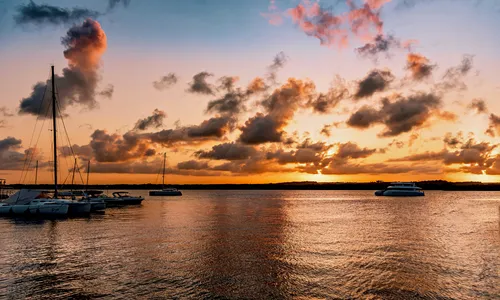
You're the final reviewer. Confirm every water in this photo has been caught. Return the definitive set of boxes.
[0,190,499,299]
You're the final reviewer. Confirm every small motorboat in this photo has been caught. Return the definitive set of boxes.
[375,182,425,197]
[59,191,106,212]
[106,191,144,206]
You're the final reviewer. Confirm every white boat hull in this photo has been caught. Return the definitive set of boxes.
[7,203,69,216]
[375,190,424,197]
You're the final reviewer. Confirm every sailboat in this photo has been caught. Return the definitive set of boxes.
[149,153,182,196]
[3,66,93,216]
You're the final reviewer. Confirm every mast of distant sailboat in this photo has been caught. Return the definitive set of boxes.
[162,153,166,190]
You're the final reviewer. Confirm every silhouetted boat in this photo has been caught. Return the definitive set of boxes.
[375,182,425,197]
[149,153,182,196]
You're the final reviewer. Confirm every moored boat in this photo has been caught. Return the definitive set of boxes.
[375,182,425,197]
[149,153,182,197]
[1,189,69,216]
[110,191,144,205]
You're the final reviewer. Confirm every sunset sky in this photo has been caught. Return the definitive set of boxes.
[1,0,500,184]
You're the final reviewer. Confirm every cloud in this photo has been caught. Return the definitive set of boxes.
[99,84,114,98]
[14,1,100,26]
[134,109,166,131]
[19,19,107,117]
[387,150,446,162]
[485,114,500,137]
[0,137,22,152]
[468,98,488,114]
[307,76,348,113]
[279,0,389,48]
[177,160,209,170]
[387,134,498,175]
[153,73,178,90]
[107,0,131,11]
[406,53,435,81]
[347,92,444,137]
[239,113,284,144]
[187,116,236,138]
[267,139,333,165]
[346,106,382,128]
[267,52,288,83]
[87,130,156,163]
[206,78,250,117]
[444,132,464,148]
[239,78,316,144]
[195,142,257,160]
[187,72,215,95]
[356,34,400,61]
[320,122,342,137]
[0,107,13,117]
[335,141,377,159]
[353,69,394,99]
[435,54,474,92]
[138,116,236,147]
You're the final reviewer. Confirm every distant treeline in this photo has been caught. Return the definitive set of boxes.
[6,180,500,191]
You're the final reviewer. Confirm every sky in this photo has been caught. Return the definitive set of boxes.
[1,0,500,184]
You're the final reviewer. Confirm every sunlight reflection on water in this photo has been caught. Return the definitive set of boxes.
[0,190,499,299]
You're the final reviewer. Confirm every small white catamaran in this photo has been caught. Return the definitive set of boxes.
[149,153,182,196]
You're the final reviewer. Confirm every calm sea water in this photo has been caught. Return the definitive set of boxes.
[0,190,499,299]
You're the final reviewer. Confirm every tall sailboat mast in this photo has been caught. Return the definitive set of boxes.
[35,160,38,185]
[162,152,166,189]
[51,65,58,198]
[86,160,90,192]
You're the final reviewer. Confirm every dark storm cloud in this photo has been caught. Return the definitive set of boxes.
[187,72,215,95]
[468,98,488,114]
[195,143,257,161]
[19,19,107,117]
[14,1,100,26]
[353,69,394,100]
[485,114,500,137]
[153,73,178,90]
[134,109,166,131]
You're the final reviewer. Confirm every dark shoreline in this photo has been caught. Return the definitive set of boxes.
[6,180,500,191]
